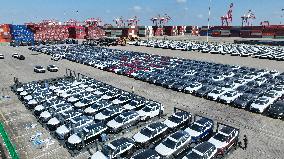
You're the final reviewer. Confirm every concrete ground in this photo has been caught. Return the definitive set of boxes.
[0,44,283,159]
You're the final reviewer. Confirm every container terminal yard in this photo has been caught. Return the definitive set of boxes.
[0,0,284,159]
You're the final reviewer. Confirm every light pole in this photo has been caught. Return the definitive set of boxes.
[207,0,212,42]
[281,9,284,24]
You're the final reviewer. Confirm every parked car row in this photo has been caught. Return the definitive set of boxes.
[91,110,240,159]
[130,39,284,61]
[30,45,284,120]
[12,53,25,60]
[34,65,59,73]
[13,76,164,155]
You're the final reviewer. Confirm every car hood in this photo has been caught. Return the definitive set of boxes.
[47,117,60,125]
[40,111,51,118]
[68,134,82,144]
[91,151,108,159]
[184,128,200,138]
[20,91,28,96]
[163,119,178,128]
[34,105,44,111]
[124,104,135,110]
[16,87,24,92]
[208,138,226,149]
[68,96,78,102]
[24,95,32,100]
[107,120,121,129]
[155,143,174,157]
[74,101,85,108]
[95,112,108,120]
[56,125,69,134]
[133,132,149,143]
[28,99,38,105]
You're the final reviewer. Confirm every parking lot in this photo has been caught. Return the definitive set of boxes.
[0,44,284,159]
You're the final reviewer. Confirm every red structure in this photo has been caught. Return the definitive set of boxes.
[85,18,102,27]
[151,14,171,27]
[126,16,139,26]
[221,3,233,26]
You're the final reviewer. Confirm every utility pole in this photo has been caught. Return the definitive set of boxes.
[281,9,284,24]
[207,0,212,42]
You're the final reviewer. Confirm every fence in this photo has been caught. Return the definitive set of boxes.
[0,122,19,159]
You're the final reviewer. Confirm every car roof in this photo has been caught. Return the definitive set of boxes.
[110,137,133,148]
[220,126,236,135]
[195,141,215,153]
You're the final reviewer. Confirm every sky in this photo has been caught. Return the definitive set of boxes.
[0,0,283,26]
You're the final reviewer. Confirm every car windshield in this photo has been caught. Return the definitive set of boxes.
[81,98,90,103]
[213,133,227,142]
[169,115,182,123]
[255,99,268,105]
[129,101,138,106]
[140,128,153,137]
[143,106,152,112]
[186,151,203,159]
[101,145,113,157]
[115,116,124,123]
[162,138,176,149]
[189,123,203,132]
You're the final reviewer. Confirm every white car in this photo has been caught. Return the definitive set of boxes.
[184,82,202,94]
[91,137,135,159]
[183,142,218,159]
[51,54,61,61]
[133,122,168,147]
[271,85,284,95]
[163,111,191,130]
[218,90,243,104]
[0,53,4,59]
[208,126,239,156]
[137,102,164,121]
[155,130,192,158]
[207,88,227,101]
[95,106,125,121]
[74,95,102,108]
[107,111,140,133]
[55,116,93,140]
[34,65,46,73]
[250,97,273,113]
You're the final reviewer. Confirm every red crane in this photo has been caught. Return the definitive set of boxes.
[126,16,139,26]
[113,17,125,27]
[220,3,233,26]
[241,10,256,26]
[65,19,79,26]
[150,14,171,26]
[260,21,269,26]
[85,18,102,27]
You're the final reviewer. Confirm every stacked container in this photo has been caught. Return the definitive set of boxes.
[0,24,11,43]
[164,26,178,36]
[138,26,153,37]
[34,24,69,42]
[85,26,105,39]
[68,26,86,39]
[177,26,186,35]
[199,26,211,36]
[10,25,34,45]
[153,26,164,36]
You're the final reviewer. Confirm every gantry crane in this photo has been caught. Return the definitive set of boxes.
[126,16,139,26]
[113,17,125,27]
[220,3,233,26]
[241,10,256,26]
[85,18,102,27]
[150,14,171,27]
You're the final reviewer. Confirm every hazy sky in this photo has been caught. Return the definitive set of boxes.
[0,0,283,26]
